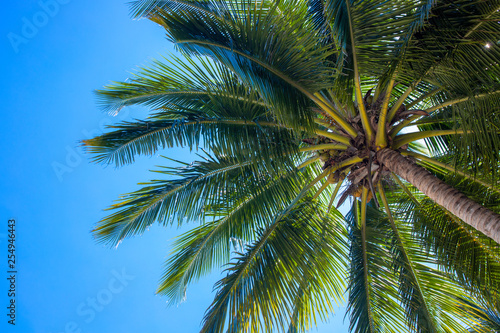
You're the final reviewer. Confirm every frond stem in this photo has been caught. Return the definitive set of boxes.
[299,143,348,152]
[345,0,373,142]
[297,156,319,169]
[375,75,396,149]
[328,178,344,213]
[359,187,376,332]
[387,79,421,124]
[314,129,351,145]
[393,129,467,148]
[313,181,330,200]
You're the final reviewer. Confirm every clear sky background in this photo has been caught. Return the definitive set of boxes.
[1,1,349,332]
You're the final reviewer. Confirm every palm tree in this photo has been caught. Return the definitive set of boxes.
[84,0,500,331]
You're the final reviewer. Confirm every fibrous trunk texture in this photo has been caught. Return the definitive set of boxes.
[377,148,500,243]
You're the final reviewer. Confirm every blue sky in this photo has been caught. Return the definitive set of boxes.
[1,1,348,332]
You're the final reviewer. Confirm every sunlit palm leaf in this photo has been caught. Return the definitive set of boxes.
[157,165,314,304]
[93,151,301,245]
[201,201,348,333]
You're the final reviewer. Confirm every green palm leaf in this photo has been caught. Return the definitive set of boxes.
[386,179,500,300]
[147,0,338,130]
[201,200,347,333]
[346,202,407,333]
[157,164,314,304]
[93,151,301,245]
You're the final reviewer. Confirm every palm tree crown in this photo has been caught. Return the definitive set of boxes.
[85,0,500,331]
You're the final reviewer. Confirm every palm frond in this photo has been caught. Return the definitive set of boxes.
[147,0,337,130]
[459,296,500,332]
[379,181,483,332]
[411,88,500,179]
[346,201,407,333]
[201,201,348,333]
[94,56,245,114]
[385,179,500,301]
[92,151,302,245]
[83,116,300,167]
[401,1,500,87]
[157,165,314,304]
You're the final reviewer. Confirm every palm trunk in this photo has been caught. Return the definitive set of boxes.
[377,148,500,243]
